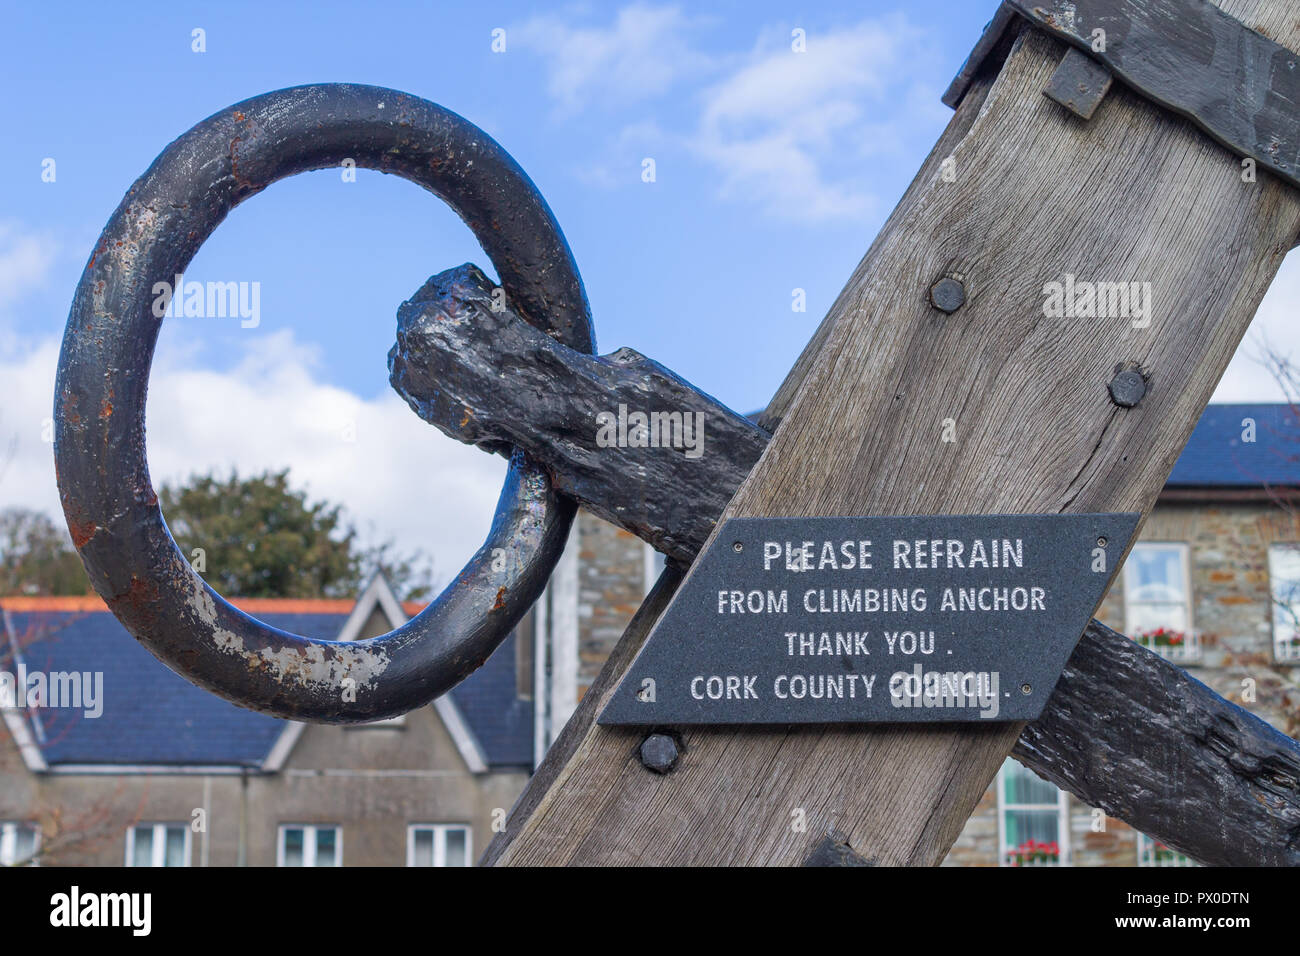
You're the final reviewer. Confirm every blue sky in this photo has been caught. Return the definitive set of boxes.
[2,1,1297,585]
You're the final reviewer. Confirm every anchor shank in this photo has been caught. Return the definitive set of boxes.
[389,263,769,566]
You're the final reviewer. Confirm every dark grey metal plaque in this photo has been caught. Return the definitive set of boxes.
[599,513,1138,726]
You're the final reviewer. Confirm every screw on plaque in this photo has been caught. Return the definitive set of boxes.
[929,276,965,313]
[1108,363,1147,408]
[639,732,681,774]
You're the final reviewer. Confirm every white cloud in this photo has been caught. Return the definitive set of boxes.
[514,3,711,112]
[693,18,941,222]
[0,221,58,312]
[573,119,668,188]
[0,332,509,594]
[1212,250,1300,403]
[517,5,944,222]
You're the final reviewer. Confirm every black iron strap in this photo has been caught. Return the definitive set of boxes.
[945,0,1300,192]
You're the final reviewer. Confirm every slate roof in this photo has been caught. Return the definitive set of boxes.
[1,597,531,771]
[447,631,534,769]
[1167,403,1300,488]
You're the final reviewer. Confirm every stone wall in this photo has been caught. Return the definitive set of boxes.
[944,500,1300,866]
[942,785,1000,866]
[575,512,649,701]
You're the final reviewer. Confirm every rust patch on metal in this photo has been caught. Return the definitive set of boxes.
[61,392,82,426]
[67,517,97,549]
[492,586,507,611]
[110,574,162,615]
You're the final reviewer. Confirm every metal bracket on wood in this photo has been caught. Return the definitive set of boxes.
[1045,47,1114,120]
[945,0,1300,192]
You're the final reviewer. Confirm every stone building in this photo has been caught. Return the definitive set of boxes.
[0,576,532,866]
[529,402,1300,867]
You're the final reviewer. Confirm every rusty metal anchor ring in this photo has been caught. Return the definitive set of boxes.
[55,84,594,722]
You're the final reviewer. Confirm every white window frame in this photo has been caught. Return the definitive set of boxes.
[406,824,473,867]
[996,760,1070,867]
[0,821,40,866]
[124,822,191,867]
[276,824,342,867]
[643,542,667,597]
[1136,832,1197,867]
[1124,542,1199,663]
[1268,543,1300,663]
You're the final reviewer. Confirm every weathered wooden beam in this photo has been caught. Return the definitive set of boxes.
[393,259,1300,865]
[389,264,769,568]
[480,1,1300,866]
[1021,619,1300,866]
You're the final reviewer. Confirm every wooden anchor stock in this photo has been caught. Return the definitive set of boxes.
[390,262,1300,866]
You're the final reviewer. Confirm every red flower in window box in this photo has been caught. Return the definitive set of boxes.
[1005,838,1061,866]
[1135,627,1185,648]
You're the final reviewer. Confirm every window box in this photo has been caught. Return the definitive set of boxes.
[1132,627,1201,664]
[1004,839,1062,867]
[1137,832,1197,867]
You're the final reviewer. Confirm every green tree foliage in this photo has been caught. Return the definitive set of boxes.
[160,469,433,601]
[0,470,434,600]
[0,508,90,596]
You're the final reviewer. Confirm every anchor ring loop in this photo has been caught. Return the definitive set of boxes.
[55,84,594,722]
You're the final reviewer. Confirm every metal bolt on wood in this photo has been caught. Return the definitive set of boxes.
[638,733,681,774]
[1108,366,1147,408]
[929,276,966,313]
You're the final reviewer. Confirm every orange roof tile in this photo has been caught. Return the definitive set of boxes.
[0,594,429,618]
